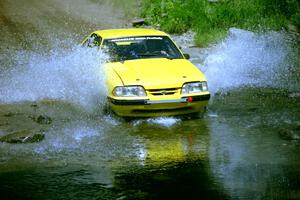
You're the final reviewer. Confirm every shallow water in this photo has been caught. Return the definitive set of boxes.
[0,1,300,199]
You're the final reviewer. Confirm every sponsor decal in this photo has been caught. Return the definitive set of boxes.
[110,36,163,42]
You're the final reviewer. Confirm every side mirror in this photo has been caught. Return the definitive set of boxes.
[183,53,190,60]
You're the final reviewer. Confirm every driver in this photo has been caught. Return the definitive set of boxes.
[146,39,167,55]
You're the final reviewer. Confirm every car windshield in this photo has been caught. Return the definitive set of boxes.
[102,36,184,62]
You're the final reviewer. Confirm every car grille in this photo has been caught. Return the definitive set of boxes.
[147,88,180,96]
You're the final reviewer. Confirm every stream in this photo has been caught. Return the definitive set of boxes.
[0,0,299,199]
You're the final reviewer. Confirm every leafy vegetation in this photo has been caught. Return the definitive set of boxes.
[141,0,300,46]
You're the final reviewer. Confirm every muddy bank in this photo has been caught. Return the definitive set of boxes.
[0,0,139,52]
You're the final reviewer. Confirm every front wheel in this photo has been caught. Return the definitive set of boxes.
[182,107,207,120]
[102,102,112,115]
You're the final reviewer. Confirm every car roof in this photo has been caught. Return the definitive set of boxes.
[92,28,169,39]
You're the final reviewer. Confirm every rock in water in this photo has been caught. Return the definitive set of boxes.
[288,92,300,98]
[132,18,146,27]
[0,130,45,143]
[279,126,300,141]
[4,112,14,117]
[29,115,52,124]
[36,115,52,124]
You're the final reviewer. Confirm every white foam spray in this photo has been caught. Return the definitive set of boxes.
[0,46,107,111]
[197,28,298,93]
[133,117,180,127]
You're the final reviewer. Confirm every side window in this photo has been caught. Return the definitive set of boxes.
[83,33,102,48]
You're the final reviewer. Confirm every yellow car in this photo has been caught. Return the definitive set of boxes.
[82,28,210,117]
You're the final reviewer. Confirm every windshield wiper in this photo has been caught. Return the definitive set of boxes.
[137,53,159,57]
[137,53,174,60]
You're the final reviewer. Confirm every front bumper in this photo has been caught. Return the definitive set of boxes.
[108,94,210,117]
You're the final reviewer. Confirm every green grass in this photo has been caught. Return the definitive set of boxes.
[141,0,300,47]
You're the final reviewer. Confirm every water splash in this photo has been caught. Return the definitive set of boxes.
[0,46,107,111]
[133,117,180,127]
[199,28,299,94]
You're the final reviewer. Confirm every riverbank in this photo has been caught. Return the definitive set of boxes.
[141,0,300,47]
[0,0,139,52]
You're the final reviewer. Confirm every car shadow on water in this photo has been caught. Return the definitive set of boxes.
[113,159,229,200]
[111,117,229,200]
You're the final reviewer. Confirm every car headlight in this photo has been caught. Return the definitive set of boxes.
[113,86,146,97]
[181,82,208,95]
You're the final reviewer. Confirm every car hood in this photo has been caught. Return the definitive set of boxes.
[108,58,207,89]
